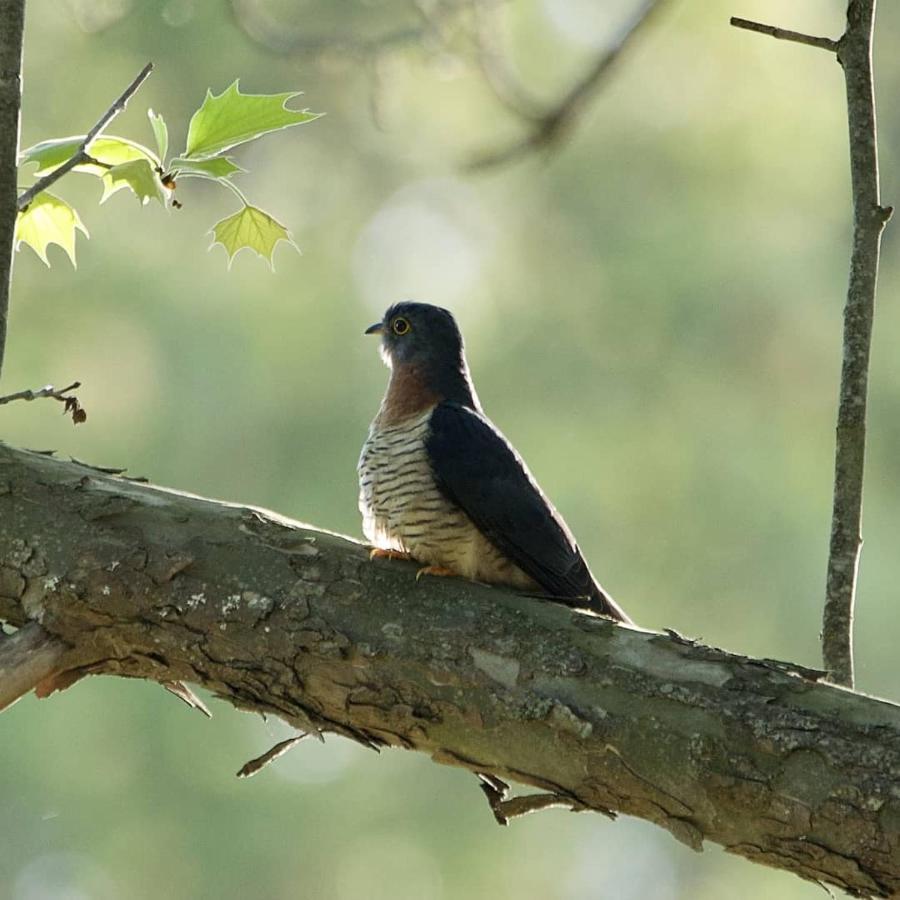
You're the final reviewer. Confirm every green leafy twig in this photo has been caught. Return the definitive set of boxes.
[0,380,86,424]
[17,79,319,270]
[17,62,153,212]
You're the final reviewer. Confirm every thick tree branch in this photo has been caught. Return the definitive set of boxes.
[16,61,153,213]
[0,0,25,381]
[1,442,899,896]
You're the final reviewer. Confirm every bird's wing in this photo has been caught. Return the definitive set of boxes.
[425,402,606,607]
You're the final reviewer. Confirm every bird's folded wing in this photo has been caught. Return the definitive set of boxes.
[425,402,599,604]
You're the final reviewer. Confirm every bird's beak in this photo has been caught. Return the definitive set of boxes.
[365,322,384,335]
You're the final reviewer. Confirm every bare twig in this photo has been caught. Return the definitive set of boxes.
[236,734,308,778]
[0,0,25,382]
[163,681,212,718]
[16,61,153,213]
[822,0,891,687]
[469,0,670,170]
[0,381,86,423]
[0,622,69,712]
[733,2,891,688]
[729,17,838,52]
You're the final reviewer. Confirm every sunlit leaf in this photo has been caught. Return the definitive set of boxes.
[20,135,158,177]
[185,81,320,159]
[14,192,88,267]
[148,109,168,163]
[170,156,244,179]
[101,159,167,205]
[209,204,296,269]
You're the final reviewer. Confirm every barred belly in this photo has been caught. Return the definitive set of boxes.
[358,410,536,588]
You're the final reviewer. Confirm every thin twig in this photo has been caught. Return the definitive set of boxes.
[0,622,69,712]
[236,734,308,778]
[16,61,153,213]
[0,0,25,382]
[163,681,212,718]
[733,3,891,687]
[821,0,891,688]
[0,381,87,424]
[729,17,838,52]
[469,0,670,170]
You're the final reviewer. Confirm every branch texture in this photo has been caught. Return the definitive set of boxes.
[0,0,25,380]
[1,443,899,896]
[823,0,891,688]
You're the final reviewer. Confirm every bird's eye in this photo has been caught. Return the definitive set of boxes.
[392,317,411,335]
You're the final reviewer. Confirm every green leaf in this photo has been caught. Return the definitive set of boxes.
[101,159,167,205]
[14,192,88,267]
[209,204,296,269]
[169,156,245,179]
[20,135,158,177]
[148,109,168,163]
[184,81,320,159]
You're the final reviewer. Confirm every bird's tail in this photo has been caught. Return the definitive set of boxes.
[589,581,633,625]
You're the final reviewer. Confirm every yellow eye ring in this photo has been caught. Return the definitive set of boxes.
[392,317,411,335]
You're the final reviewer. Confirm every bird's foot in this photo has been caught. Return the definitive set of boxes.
[369,547,414,562]
[415,565,456,581]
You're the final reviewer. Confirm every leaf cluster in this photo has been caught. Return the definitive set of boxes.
[16,81,320,268]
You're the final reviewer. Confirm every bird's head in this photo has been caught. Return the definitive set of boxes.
[365,301,478,409]
[365,301,465,371]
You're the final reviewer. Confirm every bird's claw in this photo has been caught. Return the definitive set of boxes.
[369,548,413,562]
[415,565,456,581]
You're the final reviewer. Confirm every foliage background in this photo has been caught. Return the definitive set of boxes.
[3,0,900,897]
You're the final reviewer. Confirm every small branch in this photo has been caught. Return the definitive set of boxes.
[236,734,308,778]
[729,17,838,52]
[16,61,153,213]
[821,0,890,688]
[469,0,669,170]
[0,0,26,382]
[0,622,69,712]
[163,681,212,718]
[0,381,86,423]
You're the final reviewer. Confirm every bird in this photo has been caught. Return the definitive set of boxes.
[358,301,631,624]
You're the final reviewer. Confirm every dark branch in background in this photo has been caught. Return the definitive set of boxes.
[16,61,153,213]
[469,0,545,122]
[0,381,86,423]
[2,443,900,896]
[468,0,670,170]
[0,0,25,381]
[731,2,891,688]
[228,0,451,59]
[229,0,668,170]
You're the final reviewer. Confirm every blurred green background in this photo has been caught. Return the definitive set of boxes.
[3,0,899,897]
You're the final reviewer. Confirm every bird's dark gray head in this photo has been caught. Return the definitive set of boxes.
[365,301,477,407]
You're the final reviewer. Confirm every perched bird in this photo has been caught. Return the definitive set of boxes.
[358,301,631,623]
